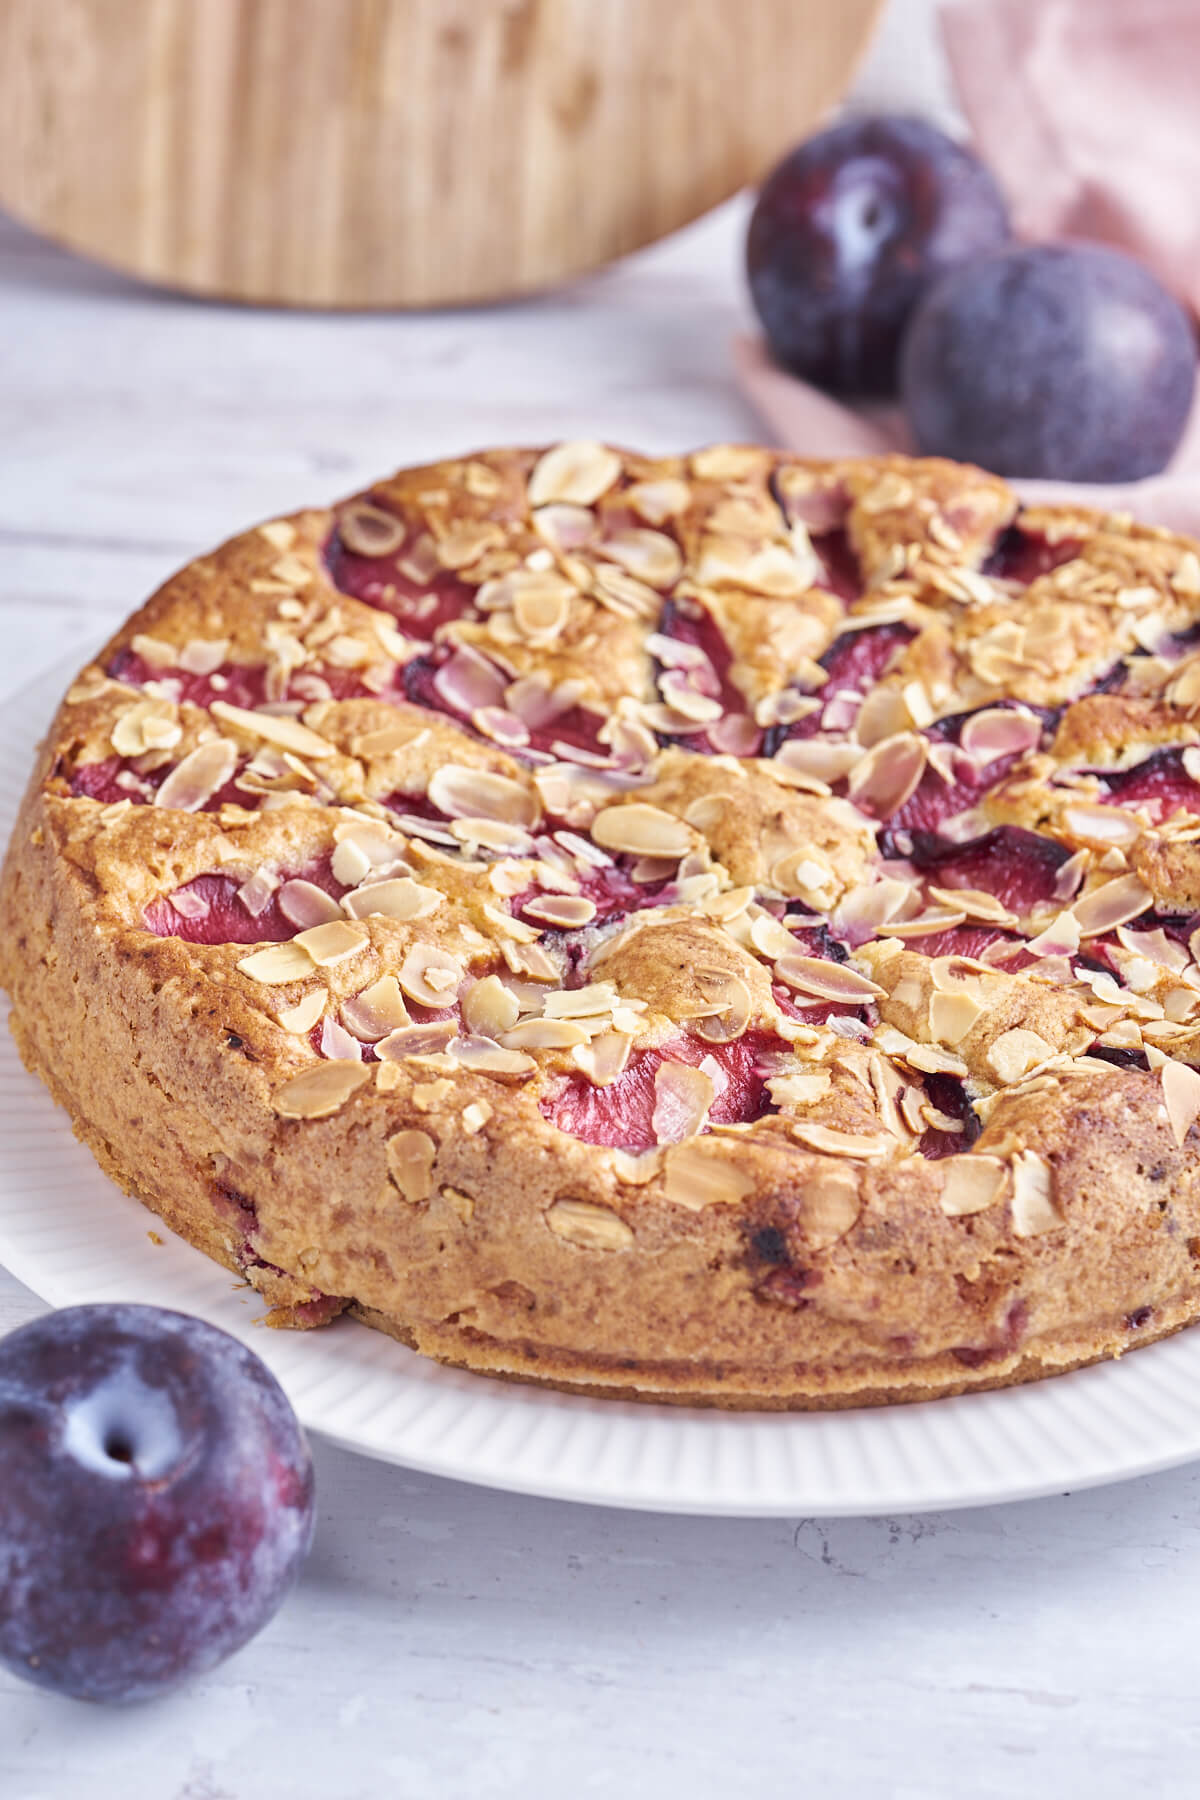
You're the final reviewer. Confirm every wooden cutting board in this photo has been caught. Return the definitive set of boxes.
[0,0,882,308]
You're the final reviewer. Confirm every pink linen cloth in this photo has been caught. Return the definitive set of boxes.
[734,0,1200,534]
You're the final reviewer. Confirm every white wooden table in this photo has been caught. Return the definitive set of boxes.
[5,61,1200,1790]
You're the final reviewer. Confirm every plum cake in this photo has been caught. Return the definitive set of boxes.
[6,443,1200,1407]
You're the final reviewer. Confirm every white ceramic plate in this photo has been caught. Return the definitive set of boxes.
[3,653,1200,1517]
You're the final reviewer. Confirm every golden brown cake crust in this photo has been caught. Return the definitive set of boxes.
[8,442,1200,1408]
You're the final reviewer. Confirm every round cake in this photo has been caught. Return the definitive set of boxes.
[6,442,1200,1409]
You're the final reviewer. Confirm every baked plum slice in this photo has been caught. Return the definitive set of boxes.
[1095,747,1200,823]
[143,857,343,945]
[544,1031,779,1153]
[69,755,248,814]
[325,501,478,635]
[886,824,1072,915]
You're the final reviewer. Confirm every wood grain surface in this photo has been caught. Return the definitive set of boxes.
[0,0,881,308]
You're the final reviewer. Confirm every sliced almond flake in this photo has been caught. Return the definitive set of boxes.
[929,990,984,1045]
[1072,874,1152,936]
[522,894,597,928]
[1010,1150,1062,1237]
[238,942,314,984]
[532,502,596,553]
[276,989,327,1035]
[846,731,928,817]
[376,1021,457,1060]
[750,913,801,960]
[626,477,690,524]
[210,700,336,760]
[153,738,239,812]
[386,1129,437,1201]
[591,803,694,859]
[571,1030,634,1087]
[342,975,411,1041]
[651,1063,715,1144]
[528,440,622,507]
[923,885,1015,928]
[293,920,369,967]
[773,738,862,784]
[766,1071,832,1107]
[344,878,443,922]
[446,1035,537,1077]
[692,970,753,1043]
[397,943,464,1008]
[773,955,884,1002]
[701,886,755,923]
[1061,804,1143,848]
[788,1122,894,1158]
[987,1028,1056,1085]
[852,686,911,748]
[338,501,406,557]
[178,636,231,677]
[461,1099,493,1135]
[111,699,182,758]
[545,1199,634,1251]
[279,879,345,930]
[319,1017,363,1061]
[886,908,969,938]
[353,722,431,759]
[481,902,542,944]
[501,940,561,981]
[273,1061,372,1120]
[542,982,618,1018]
[426,765,538,828]
[958,707,1042,764]
[800,1169,862,1248]
[463,975,522,1037]
[502,1018,590,1050]
[1161,1058,1200,1146]
[129,632,177,670]
[940,1154,1006,1217]
[661,1141,756,1210]
[597,527,682,590]
[1025,909,1082,957]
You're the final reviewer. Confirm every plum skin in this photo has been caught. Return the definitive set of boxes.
[0,1304,315,1703]
[900,242,1198,481]
[746,114,1010,397]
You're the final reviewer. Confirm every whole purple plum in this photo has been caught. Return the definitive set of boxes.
[0,1304,314,1703]
[900,242,1198,480]
[746,115,1011,396]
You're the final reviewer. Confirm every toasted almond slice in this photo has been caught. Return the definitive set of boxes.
[543,981,619,1018]
[446,1034,537,1077]
[463,975,522,1037]
[927,886,1015,926]
[773,955,884,1002]
[502,1018,590,1050]
[788,1123,894,1158]
[386,1129,437,1201]
[522,894,598,928]
[528,440,622,507]
[929,990,984,1045]
[692,970,752,1043]
[846,731,927,817]
[591,803,694,859]
[545,1198,635,1251]
[1161,1057,1200,1146]
[210,700,336,760]
[987,1028,1055,1084]
[1061,804,1143,848]
[958,707,1042,764]
[801,1169,862,1248]
[319,1017,363,1061]
[1010,1150,1061,1236]
[238,942,314,983]
[276,989,327,1035]
[426,765,539,827]
[154,738,239,811]
[279,879,345,929]
[651,1062,715,1144]
[570,1030,633,1087]
[376,1021,457,1060]
[338,501,405,557]
[344,878,443,922]
[773,738,863,784]
[397,943,464,1008]
[885,908,968,938]
[661,1141,757,1210]
[461,1099,493,1135]
[273,1061,372,1119]
[852,687,911,749]
[294,920,369,967]
[597,527,682,589]
[940,1154,1006,1216]
[1072,874,1152,936]
[342,975,411,1041]
[766,1071,832,1108]
[353,722,431,758]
